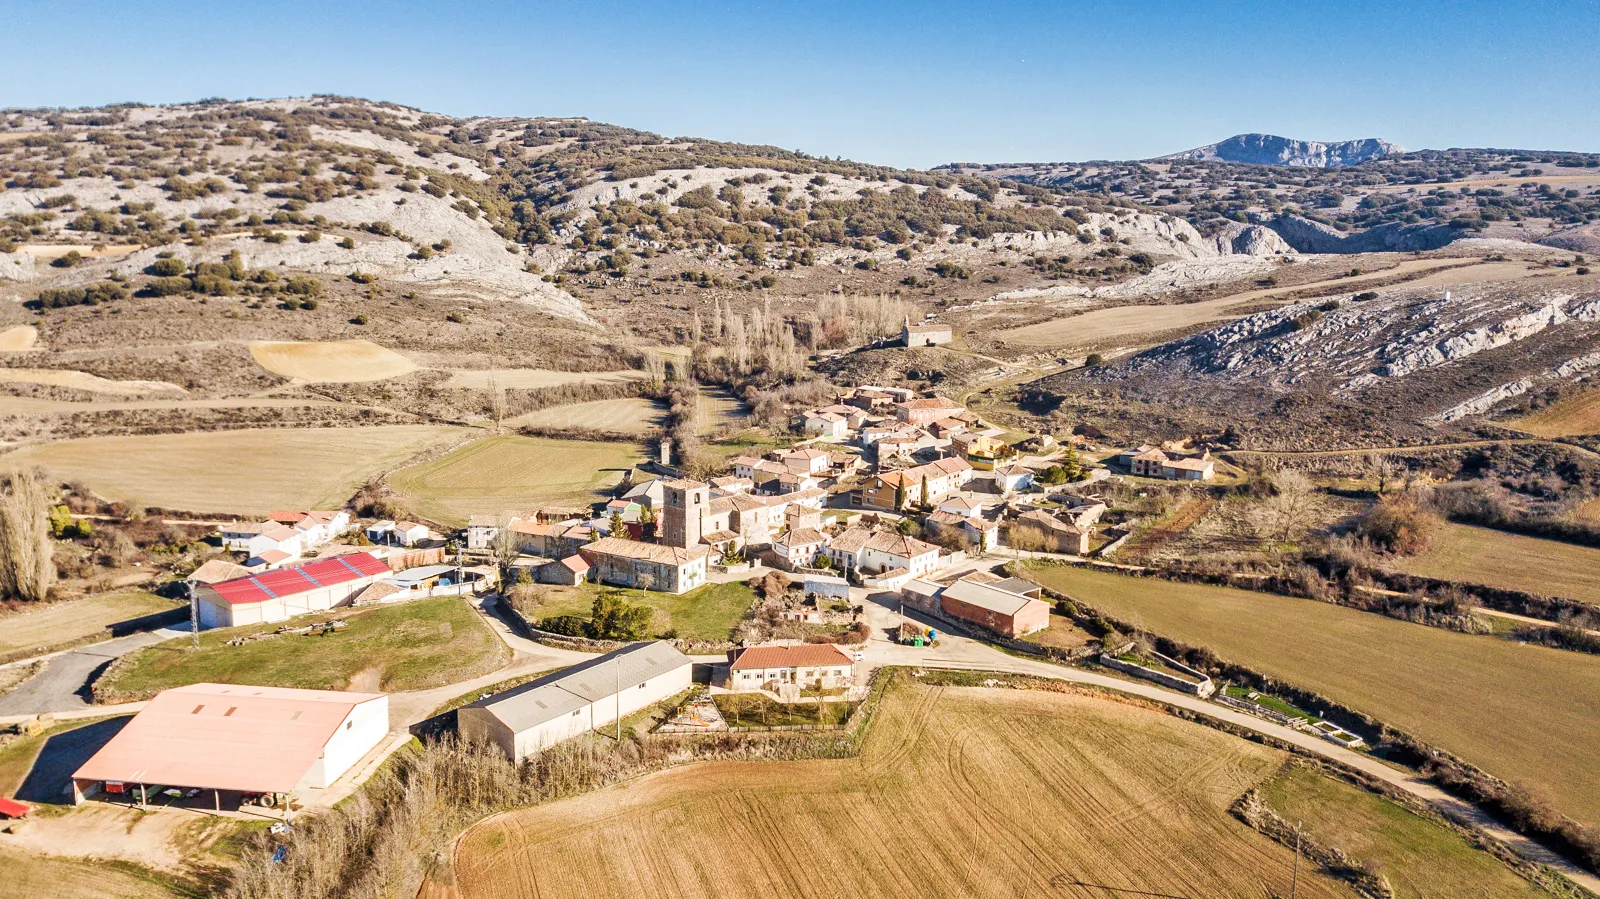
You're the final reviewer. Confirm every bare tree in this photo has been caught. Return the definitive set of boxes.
[1258,468,1317,549]
[491,517,522,573]
[1367,454,1397,494]
[0,468,56,601]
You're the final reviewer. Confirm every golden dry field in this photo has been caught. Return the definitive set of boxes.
[507,397,664,433]
[1398,523,1600,600]
[0,325,38,351]
[0,367,185,395]
[387,434,640,524]
[1507,388,1600,437]
[248,339,418,382]
[0,847,186,899]
[451,683,1352,899]
[1025,564,1600,827]
[442,368,645,390]
[0,590,178,660]
[3,425,466,514]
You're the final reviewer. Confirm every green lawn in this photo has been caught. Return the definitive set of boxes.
[97,597,510,701]
[387,435,640,525]
[524,580,759,643]
[1261,764,1549,899]
[1224,685,1314,722]
[713,692,857,728]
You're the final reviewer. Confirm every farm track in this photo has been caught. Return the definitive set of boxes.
[1126,496,1214,557]
[1223,437,1600,461]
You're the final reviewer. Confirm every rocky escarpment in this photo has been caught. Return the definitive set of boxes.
[1161,134,1401,168]
[1262,214,1463,254]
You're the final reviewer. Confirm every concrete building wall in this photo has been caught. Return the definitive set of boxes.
[304,697,389,789]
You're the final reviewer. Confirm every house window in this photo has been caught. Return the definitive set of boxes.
[572,710,582,717]
[346,721,353,730]
[639,683,647,690]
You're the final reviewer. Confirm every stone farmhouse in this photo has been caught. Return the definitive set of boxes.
[1116,445,1216,481]
[853,457,974,511]
[901,315,954,347]
[579,536,710,594]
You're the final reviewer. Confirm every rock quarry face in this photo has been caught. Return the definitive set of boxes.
[1106,281,1600,421]
[1162,134,1402,168]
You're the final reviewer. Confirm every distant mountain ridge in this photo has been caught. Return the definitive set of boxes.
[1159,133,1402,167]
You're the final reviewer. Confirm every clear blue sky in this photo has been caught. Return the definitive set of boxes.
[4,0,1597,168]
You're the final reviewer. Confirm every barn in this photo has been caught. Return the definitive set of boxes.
[939,577,1050,638]
[458,641,691,761]
[194,552,393,628]
[71,683,388,807]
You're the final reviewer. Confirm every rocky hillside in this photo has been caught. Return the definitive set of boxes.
[942,147,1600,256]
[1158,133,1401,168]
[0,96,1262,349]
[1028,267,1600,446]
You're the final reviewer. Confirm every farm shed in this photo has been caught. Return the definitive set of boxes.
[803,574,850,601]
[71,683,388,805]
[939,578,1050,638]
[194,552,392,628]
[459,641,692,762]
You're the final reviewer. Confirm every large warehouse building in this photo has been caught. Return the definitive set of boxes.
[71,683,389,807]
[195,552,393,628]
[459,641,692,761]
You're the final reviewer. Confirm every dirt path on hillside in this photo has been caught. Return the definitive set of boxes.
[1224,437,1600,461]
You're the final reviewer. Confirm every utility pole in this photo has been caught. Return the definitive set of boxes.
[188,582,199,650]
[1290,819,1301,899]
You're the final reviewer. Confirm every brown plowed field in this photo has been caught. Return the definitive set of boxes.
[450,684,1351,899]
[1508,387,1600,437]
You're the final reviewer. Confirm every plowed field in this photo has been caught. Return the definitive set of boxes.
[248,339,418,382]
[450,684,1351,899]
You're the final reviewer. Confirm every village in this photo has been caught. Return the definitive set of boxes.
[0,342,1336,843]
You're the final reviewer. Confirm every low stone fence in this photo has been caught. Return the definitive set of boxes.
[1215,693,1302,728]
[1099,651,1215,697]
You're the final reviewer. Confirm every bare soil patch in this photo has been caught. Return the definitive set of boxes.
[0,325,39,351]
[0,368,186,396]
[248,340,418,383]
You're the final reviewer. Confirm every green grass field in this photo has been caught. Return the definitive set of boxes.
[524,580,758,643]
[1024,564,1600,828]
[0,590,179,662]
[1261,764,1549,898]
[99,597,509,701]
[1398,523,1600,600]
[387,434,640,525]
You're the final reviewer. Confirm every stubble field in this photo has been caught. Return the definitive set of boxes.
[1506,387,1600,438]
[387,434,640,524]
[442,368,645,390]
[3,424,467,515]
[1396,523,1600,600]
[450,683,1352,899]
[507,397,664,433]
[1024,564,1600,827]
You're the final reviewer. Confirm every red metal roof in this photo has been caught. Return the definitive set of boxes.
[0,797,30,818]
[206,552,390,606]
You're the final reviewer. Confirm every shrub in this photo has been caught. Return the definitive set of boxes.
[1354,495,1439,555]
[141,276,192,297]
[148,257,187,277]
[285,276,324,296]
[50,250,83,268]
[349,271,377,284]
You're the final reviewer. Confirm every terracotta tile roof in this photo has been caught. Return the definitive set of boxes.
[580,536,710,565]
[774,527,828,547]
[826,528,875,554]
[730,643,854,670]
[899,396,963,410]
[862,531,939,557]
